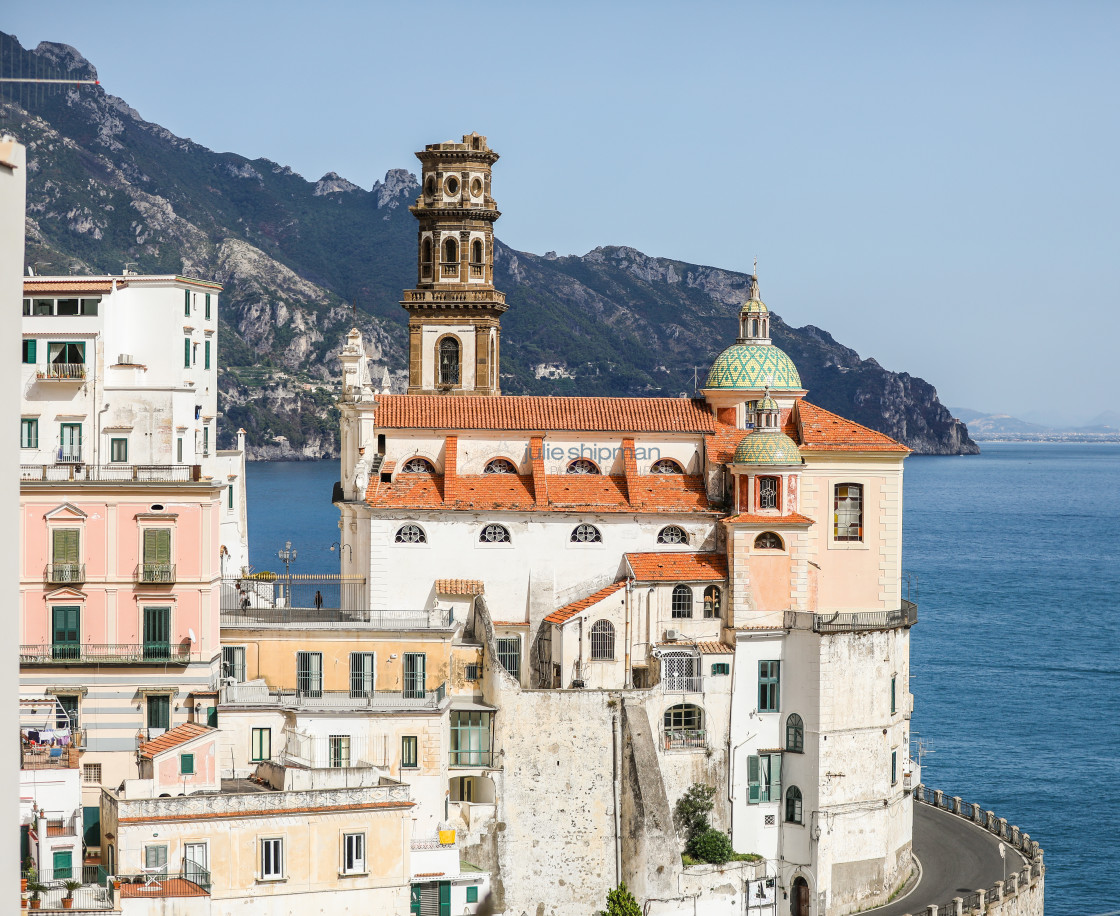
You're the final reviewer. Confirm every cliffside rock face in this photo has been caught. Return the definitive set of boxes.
[2,31,976,457]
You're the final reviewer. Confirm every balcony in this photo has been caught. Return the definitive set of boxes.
[440,262,460,278]
[221,606,454,629]
[809,600,918,634]
[663,675,704,693]
[21,743,81,769]
[21,463,203,483]
[44,563,85,585]
[220,682,448,711]
[136,563,176,584]
[663,728,706,751]
[118,868,211,899]
[20,643,200,665]
[37,363,87,381]
[469,263,484,278]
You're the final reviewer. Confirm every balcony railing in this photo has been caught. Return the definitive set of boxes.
[469,263,484,278]
[118,867,212,897]
[45,563,85,584]
[136,563,176,584]
[21,743,81,769]
[221,606,453,629]
[20,643,199,665]
[38,363,87,380]
[24,865,110,886]
[663,728,707,750]
[811,600,918,634]
[440,262,460,278]
[663,675,703,693]
[449,749,493,767]
[21,463,202,482]
[220,682,447,710]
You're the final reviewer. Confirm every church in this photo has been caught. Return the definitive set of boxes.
[335,133,916,916]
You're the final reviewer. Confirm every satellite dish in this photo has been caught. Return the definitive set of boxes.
[188,628,197,642]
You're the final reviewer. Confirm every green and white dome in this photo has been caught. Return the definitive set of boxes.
[732,431,802,465]
[706,344,802,390]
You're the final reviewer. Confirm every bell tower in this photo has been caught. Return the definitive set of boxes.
[401,132,506,396]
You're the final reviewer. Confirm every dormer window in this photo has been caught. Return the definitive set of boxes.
[401,457,435,474]
[650,458,684,474]
[484,458,517,474]
[566,458,600,475]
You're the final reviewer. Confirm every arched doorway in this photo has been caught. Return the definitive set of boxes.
[791,876,810,916]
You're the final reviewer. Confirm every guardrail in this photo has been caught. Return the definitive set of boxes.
[44,563,85,584]
[663,728,707,750]
[221,682,447,710]
[221,606,454,630]
[911,784,1044,915]
[20,463,203,482]
[20,643,199,665]
[811,600,918,634]
[118,866,211,897]
[136,563,176,584]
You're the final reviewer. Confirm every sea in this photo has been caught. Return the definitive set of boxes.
[246,442,1120,916]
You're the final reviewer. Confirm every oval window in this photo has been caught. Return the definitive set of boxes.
[471,177,483,197]
[445,176,460,196]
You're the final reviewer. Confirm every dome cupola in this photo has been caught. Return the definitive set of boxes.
[704,278,803,392]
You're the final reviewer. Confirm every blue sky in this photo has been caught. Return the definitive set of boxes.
[7,1,1118,423]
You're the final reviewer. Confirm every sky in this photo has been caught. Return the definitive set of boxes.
[7,1,1119,424]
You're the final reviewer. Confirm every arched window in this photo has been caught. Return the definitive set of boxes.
[671,585,693,619]
[394,524,426,544]
[443,237,458,263]
[566,458,600,475]
[657,525,687,545]
[479,524,511,544]
[470,239,484,264]
[785,786,803,824]
[834,483,864,542]
[751,318,760,337]
[759,476,779,510]
[421,237,433,265]
[754,531,784,550]
[786,713,804,753]
[401,457,435,474]
[663,703,704,749]
[484,458,517,474]
[570,523,602,544]
[438,337,460,385]
[703,585,721,619]
[590,620,615,660]
[651,458,684,474]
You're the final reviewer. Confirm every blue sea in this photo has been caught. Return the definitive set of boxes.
[246,443,1120,916]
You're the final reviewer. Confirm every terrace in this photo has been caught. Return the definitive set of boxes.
[20,643,200,665]
[20,463,204,483]
[220,681,448,711]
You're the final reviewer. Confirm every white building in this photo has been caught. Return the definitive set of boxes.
[333,134,917,916]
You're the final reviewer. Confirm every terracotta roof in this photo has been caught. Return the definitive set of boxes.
[374,395,717,432]
[138,723,214,759]
[723,512,815,526]
[625,552,728,581]
[24,279,122,294]
[795,402,909,453]
[491,620,530,627]
[696,641,734,655]
[544,581,626,625]
[706,423,750,465]
[435,578,485,595]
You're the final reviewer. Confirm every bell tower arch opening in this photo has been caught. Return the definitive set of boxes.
[401,133,507,396]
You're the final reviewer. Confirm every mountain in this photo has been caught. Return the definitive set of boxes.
[2,33,977,457]
[951,408,1120,442]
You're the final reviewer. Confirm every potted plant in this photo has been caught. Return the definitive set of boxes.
[62,879,82,909]
[26,881,46,910]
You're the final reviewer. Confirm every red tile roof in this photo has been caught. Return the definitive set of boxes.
[491,620,530,627]
[138,723,214,759]
[706,423,750,465]
[544,581,627,625]
[723,512,815,526]
[795,402,909,453]
[655,640,734,654]
[374,395,717,432]
[24,279,123,294]
[625,553,728,581]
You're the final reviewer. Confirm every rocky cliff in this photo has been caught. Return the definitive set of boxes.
[1,32,977,457]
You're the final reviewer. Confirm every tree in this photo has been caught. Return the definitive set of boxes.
[602,882,642,916]
[674,782,715,839]
[688,828,733,865]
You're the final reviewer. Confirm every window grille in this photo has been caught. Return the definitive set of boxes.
[834,483,864,541]
[403,653,426,698]
[82,763,102,785]
[401,457,435,474]
[395,524,426,544]
[671,584,693,618]
[571,523,602,543]
[464,663,481,681]
[480,523,511,543]
[438,337,460,385]
[590,620,615,660]
[221,646,246,682]
[566,458,599,475]
[703,585,721,618]
[296,651,323,697]
[759,476,779,510]
[496,637,521,679]
[350,652,375,697]
[764,814,777,827]
[484,458,517,474]
[329,735,351,768]
[786,714,804,753]
[755,532,783,549]
[651,458,684,474]
[657,525,687,545]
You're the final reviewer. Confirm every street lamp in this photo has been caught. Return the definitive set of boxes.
[278,541,297,610]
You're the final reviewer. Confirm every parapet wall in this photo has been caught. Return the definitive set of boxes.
[903,785,1045,916]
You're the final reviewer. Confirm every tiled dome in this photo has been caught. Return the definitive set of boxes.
[732,431,802,465]
[706,344,802,390]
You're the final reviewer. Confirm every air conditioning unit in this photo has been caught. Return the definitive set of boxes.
[118,354,133,365]
[665,629,681,642]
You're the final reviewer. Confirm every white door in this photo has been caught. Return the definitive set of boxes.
[184,843,208,886]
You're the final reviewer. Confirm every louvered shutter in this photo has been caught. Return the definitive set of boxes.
[747,755,760,803]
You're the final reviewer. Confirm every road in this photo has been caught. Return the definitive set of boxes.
[868,803,1027,916]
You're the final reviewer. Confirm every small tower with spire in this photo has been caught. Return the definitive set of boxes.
[401,133,506,396]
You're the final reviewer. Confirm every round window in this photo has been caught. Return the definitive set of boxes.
[445,176,460,196]
[471,177,483,197]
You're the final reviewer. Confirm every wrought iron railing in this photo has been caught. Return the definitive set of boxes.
[56,447,82,463]
[663,675,703,693]
[117,867,212,896]
[663,728,707,750]
[45,563,85,584]
[21,743,81,769]
[811,600,918,634]
[20,643,199,664]
[136,563,176,584]
[221,682,447,710]
[20,463,202,482]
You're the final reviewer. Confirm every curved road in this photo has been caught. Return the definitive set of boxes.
[868,803,1028,916]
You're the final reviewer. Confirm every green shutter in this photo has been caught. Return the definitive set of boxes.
[439,881,451,916]
[83,805,101,847]
[53,528,79,564]
[466,885,478,904]
[891,676,897,714]
[185,290,191,316]
[53,850,73,880]
[747,755,760,804]
[52,606,80,659]
[184,338,191,368]
[144,529,171,565]
[410,885,421,915]
[770,753,781,801]
[205,293,211,319]
[22,339,36,363]
[204,340,210,369]
[207,706,218,727]
[181,753,195,775]
[143,607,171,658]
